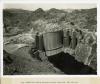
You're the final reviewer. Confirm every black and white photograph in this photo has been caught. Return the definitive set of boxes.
[3,3,97,75]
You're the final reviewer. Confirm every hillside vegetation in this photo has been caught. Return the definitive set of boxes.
[3,8,97,35]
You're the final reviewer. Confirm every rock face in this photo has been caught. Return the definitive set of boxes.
[63,29,97,70]
[75,43,92,64]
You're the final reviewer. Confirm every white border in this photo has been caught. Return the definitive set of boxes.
[3,0,98,4]
[3,0,98,3]
[0,0,100,77]
[0,0,3,77]
[97,0,100,75]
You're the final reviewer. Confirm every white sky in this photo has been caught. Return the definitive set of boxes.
[4,3,97,11]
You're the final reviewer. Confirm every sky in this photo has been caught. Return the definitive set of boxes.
[4,3,96,11]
